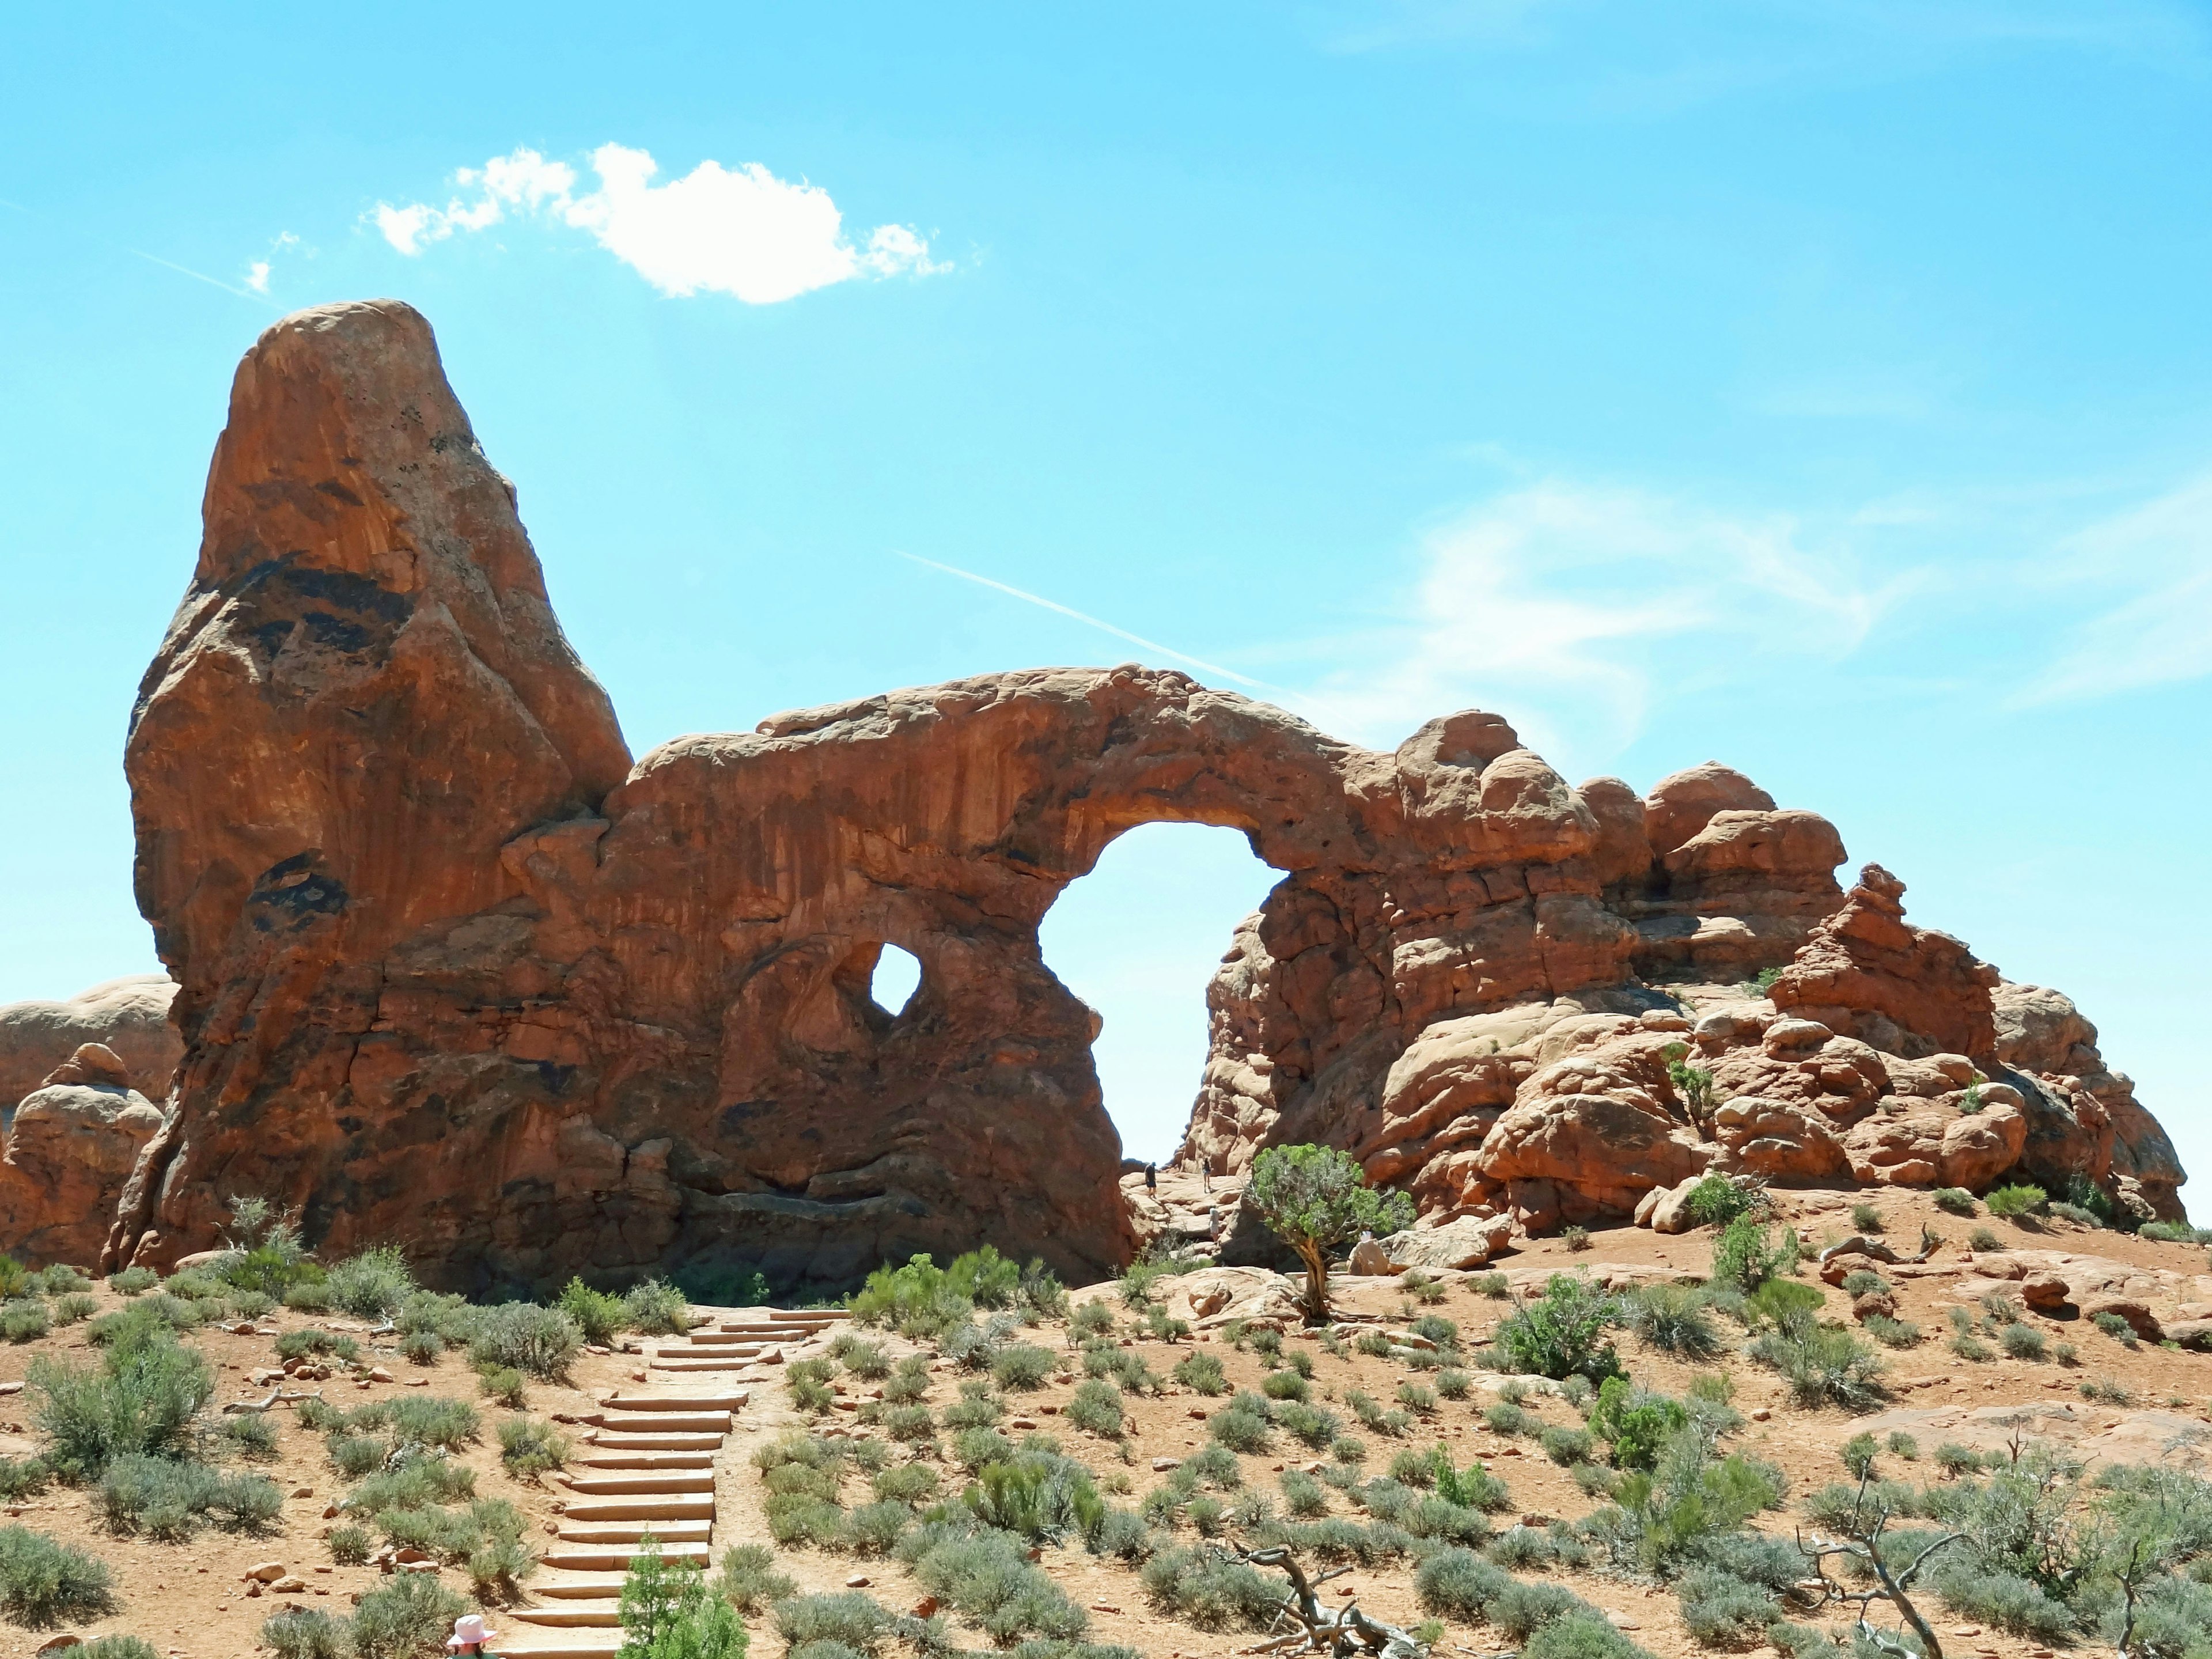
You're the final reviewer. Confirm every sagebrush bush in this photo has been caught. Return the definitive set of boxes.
[1140,1542,1285,1630]
[1627,1284,1721,1359]
[349,1569,467,1659]
[1748,1319,1884,1411]
[107,1266,158,1297]
[1933,1187,1978,1215]
[1172,1351,1225,1395]
[467,1303,581,1381]
[497,1416,569,1476]
[1683,1174,1758,1230]
[0,1523,117,1628]
[623,1278,691,1336]
[717,1541,797,1613]
[31,1312,213,1477]
[991,1344,1056,1391]
[1066,1380,1124,1438]
[1999,1322,2048,1361]
[0,1301,50,1343]
[260,1606,351,1659]
[1496,1275,1622,1382]
[555,1278,625,1346]
[324,1247,415,1319]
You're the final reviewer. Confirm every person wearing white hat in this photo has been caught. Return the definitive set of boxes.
[448,1613,501,1654]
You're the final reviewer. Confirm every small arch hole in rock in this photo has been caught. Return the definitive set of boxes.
[869,943,922,1017]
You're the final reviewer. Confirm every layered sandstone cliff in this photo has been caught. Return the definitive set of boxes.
[0,296,2171,1287]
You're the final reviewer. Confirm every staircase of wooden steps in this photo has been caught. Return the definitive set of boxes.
[500,1305,848,1659]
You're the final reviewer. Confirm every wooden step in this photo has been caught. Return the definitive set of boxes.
[502,1642,621,1659]
[541,1544,711,1572]
[553,1531,707,1557]
[589,1430,724,1452]
[596,1412,730,1434]
[599,1390,748,1412]
[675,1331,773,1347]
[532,1574,634,1598]
[512,1602,623,1628]
[559,1497,716,1522]
[559,1471,717,1497]
[650,1357,752,1372]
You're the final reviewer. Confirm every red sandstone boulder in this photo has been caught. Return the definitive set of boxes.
[1771,864,1999,1060]
[0,975,180,1112]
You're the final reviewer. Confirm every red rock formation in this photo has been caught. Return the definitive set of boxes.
[0,1046,165,1266]
[1768,863,1999,1058]
[67,298,2183,1287]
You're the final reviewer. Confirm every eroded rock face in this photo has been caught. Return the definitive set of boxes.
[0,1047,166,1265]
[81,298,2187,1287]
[0,975,181,1112]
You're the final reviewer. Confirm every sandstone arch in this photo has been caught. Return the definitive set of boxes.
[83,298,2180,1293]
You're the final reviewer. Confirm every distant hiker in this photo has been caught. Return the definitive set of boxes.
[1144,1162,1157,1191]
[1202,1166,1213,1194]
[448,1615,501,1656]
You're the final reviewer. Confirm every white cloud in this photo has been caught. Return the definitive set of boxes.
[369,143,944,303]
[1308,480,1900,760]
[2017,472,2212,705]
[241,230,298,294]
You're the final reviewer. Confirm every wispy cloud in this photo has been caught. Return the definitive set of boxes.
[1306,479,1906,757]
[127,249,275,305]
[372,144,944,304]
[2016,472,2212,705]
[243,231,300,295]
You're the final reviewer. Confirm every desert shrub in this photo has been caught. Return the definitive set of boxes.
[1140,1542,1285,1630]
[29,1313,213,1477]
[0,1457,47,1502]
[2081,1374,2135,1404]
[1172,1351,1225,1395]
[1543,1425,1595,1466]
[1484,1401,1535,1437]
[467,1302,580,1381]
[1840,1432,1879,1480]
[328,1522,373,1563]
[1681,1172,1756,1230]
[1281,1468,1330,1517]
[0,1524,116,1628]
[1710,1218,1785,1293]
[943,1382,1005,1431]
[1066,1380,1124,1439]
[849,1253,975,1340]
[1839,1268,1890,1297]
[2092,1310,2139,1346]
[1069,1299,1116,1342]
[283,1281,334,1312]
[623,1278,691,1336]
[24,1264,88,1296]
[1931,1187,1978,1215]
[882,1355,931,1406]
[1273,1402,1342,1451]
[349,1570,468,1659]
[397,1330,442,1366]
[346,1459,477,1516]
[1984,1184,2046,1219]
[328,1433,387,1479]
[555,1277,626,1346]
[716,1541,797,1613]
[1210,1394,1273,1453]
[1862,1315,1922,1349]
[872,1463,941,1508]
[1850,1202,1884,1232]
[0,1300,49,1343]
[1748,1319,1884,1411]
[52,1291,99,1326]
[993,1343,1057,1391]
[1589,1379,1687,1472]
[497,1416,569,1476]
[476,1365,528,1408]
[1563,1225,1592,1252]
[223,1412,280,1460]
[1677,1565,1779,1646]
[1999,1322,2048,1361]
[260,1607,350,1659]
[1398,1381,1436,1414]
[389,1395,478,1450]
[952,1427,1017,1473]
[1433,1369,1472,1403]
[1628,1283,1721,1359]
[879,1404,935,1444]
[107,1266,158,1296]
[0,1258,28,1301]
[1414,1544,1511,1619]
[1497,1275,1622,1382]
[901,1517,1093,1637]
[276,1327,360,1363]
[324,1247,415,1319]
[99,1454,281,1539]
[1258,1368,1306,1404]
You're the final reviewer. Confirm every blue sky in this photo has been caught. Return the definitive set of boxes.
[3,3,2207,1180]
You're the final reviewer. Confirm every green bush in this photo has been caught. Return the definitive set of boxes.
[1748,1320,1884,1411]
[1676,1567,1778,1647]
[107,1266,158,1296]
[1683,1174,1758,1230]
[623,1278,691,1336]
[328,1522,373,1564]
[498,1416,569,1476]
[718,1541,797,1613]
[81,1638,160,1659]
[1999,1322,2048,1361]
[1437,1368,1472,1400]
[223,1412,279,1460]
[1839,1268,1889,1297]
[1864,1315,1922,1349]
[324,1248,415,1319]
[1210,1396,1272,1454]
[1172,1351,1225,1395]
[29,1313,213,1477]
[1414,1544,1511,1619]
[1272,1402,1342,1450]
[1542,1425,1594,1466]
[276,1327,361,1363]
[1261,1368,1309,1403]
[882,1355,931,1405]
[467,1302,581,1380]
[1589,1378,1687,1472]
[1067,1380,1124,1438]
[260,1605,351,1659]
[1496,1275,1623,1382]
[0,1524,117,1628]
[1933,1188,1978,1215]
[99,1454,282,1539]
[0,1457,48,1502]
[991,1344,1056,1391]
[0,1300,49,1343]
[1710,1218,1785,1293]
[1139,1542,1286,1630]
[1627,1283,1721,1358]
[349,1569,468,1659]
[52,1292,99,1327]
[556,1277,626,1346]
[1984,1184,2047,1219]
